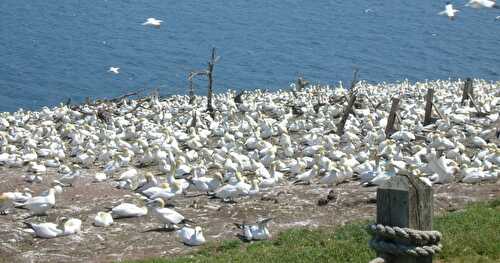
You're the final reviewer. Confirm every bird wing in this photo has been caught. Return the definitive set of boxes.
[445,4,453,13]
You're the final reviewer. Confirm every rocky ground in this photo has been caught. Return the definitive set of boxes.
[0,166,498,263]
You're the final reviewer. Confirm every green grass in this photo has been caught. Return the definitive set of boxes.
[132,199,500,263]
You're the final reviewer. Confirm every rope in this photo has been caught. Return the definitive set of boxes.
[367,223,442,261]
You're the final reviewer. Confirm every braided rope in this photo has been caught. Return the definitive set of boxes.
[367,224,442,246]
[367,223,442,259]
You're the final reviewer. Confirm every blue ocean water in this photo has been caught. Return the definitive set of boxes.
[0,1,499,112]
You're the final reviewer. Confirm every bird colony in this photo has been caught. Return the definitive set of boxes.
[0,79,498,248]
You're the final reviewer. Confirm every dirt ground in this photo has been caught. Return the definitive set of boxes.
[0,166,499,263]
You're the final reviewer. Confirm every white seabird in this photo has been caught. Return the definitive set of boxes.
[147,198,188,229]
[439,2,459,20]
[108,67,120,74]
[177,226,206,246]
[234,218,272,241]
[466,0,498,8]
[142,18,163,28]
[94,211,114,227]
[110,202,147,219]
[23,222,63,239]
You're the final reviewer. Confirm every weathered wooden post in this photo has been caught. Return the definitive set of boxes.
[467,79,474,108]
[336,93,357,135]
[296,76,309,91]
[367,175,441,263]
[424,89,434,126]
[206,48,218,117]
[385,98,400,138]
[336,68,360,135]
[461,78,471,106]
[188,72,196,105]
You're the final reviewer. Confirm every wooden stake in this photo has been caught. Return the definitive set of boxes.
[207,48,218,117]
[431,102,444,121]
[336,93,357,135]
[467,79,474,108]
[385,98,400,138]
[424,89,434,126]
[376,175,433,263]
[461,78,472,106]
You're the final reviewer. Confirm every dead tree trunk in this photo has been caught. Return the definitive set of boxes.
[206,48,218,117]
[187,48,220,117]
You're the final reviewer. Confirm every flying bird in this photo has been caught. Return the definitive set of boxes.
[142,18,163,28]
[439,2,459,20]
[466,0,498,9]
[108,67,120,74]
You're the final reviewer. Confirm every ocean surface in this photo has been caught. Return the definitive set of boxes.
[1,1,499,112]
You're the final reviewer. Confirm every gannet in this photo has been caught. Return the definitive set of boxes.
[189,172,223,193]
[294,165,319,184]
[466,0,498,8]
[427,152,457,184]
[94,211,114,227]
[118,168,138,181]
[319,165,345,185]
[0,193,14,214]
[23,222,63,239]
[20,188,56,216]
[61,218,82,236]
[27,161,46,174]
[134,173,158,194]
[177,226,206,246]
[108,67,120,74]
[439,2,459,20]
[110,203,148,219]
[142,17,163,28]
[94,172,107,182]
[234,218,272,241]
[147,198,189,229]
[58,166,81,186]
[147,183,177,201]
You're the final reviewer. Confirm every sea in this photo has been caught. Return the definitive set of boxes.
[1,0,499,112]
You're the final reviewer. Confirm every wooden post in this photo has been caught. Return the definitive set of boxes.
[385,98,400,138]
[461,78,471,105]
[206,48,217,116]
[297,76,309,91]
[188,74,195,105]
[467,79,474,108]
[336,93,357,135]
[376,175,433,263]
[424,89,434,126]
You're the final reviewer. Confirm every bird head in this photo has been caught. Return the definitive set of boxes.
[147,198,165,208]
[0,193,11,203]
[160,183,170,190]
[195,226,203,235]
[214,172,224,183]
[145,173,154,182]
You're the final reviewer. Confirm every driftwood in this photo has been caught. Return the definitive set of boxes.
[108,89,145,103]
